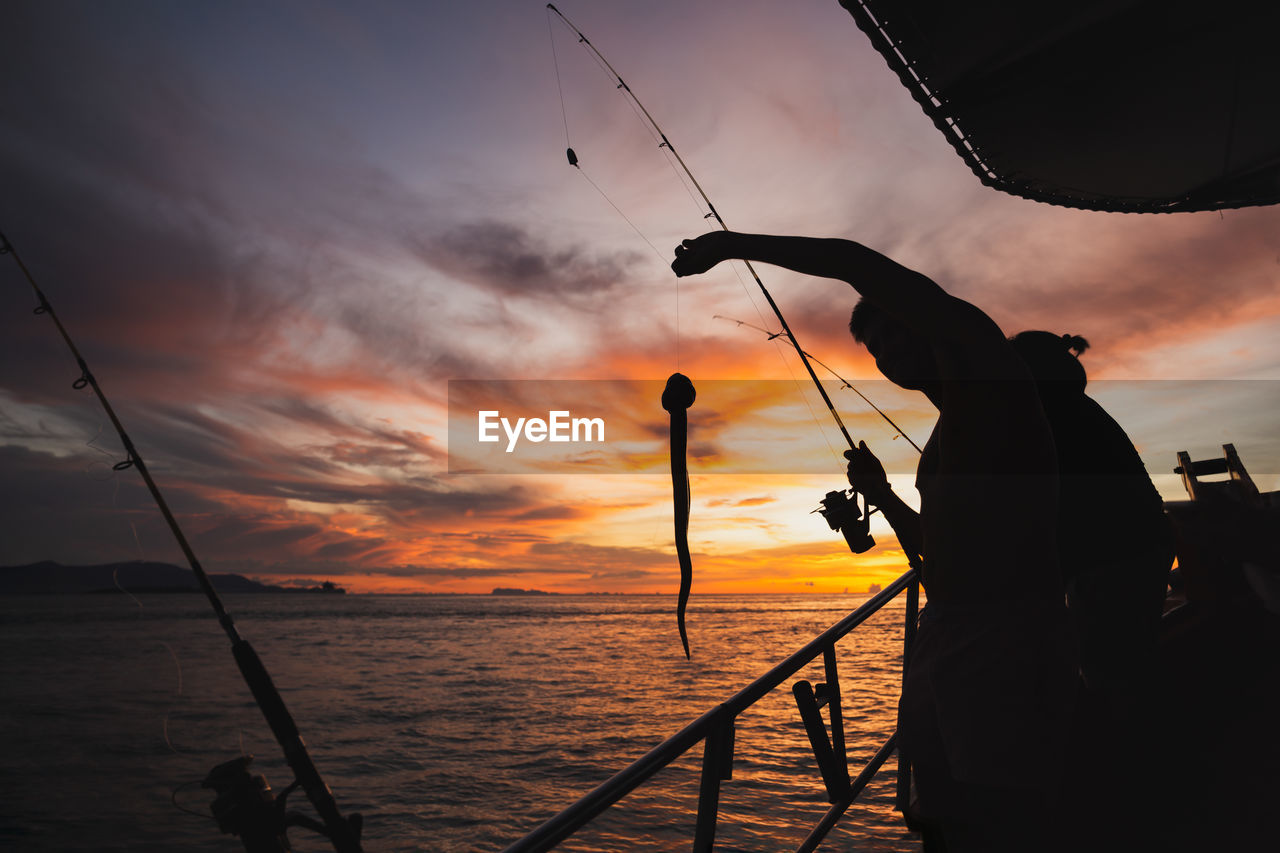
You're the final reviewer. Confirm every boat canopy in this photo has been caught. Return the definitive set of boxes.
[839,0,1280,212]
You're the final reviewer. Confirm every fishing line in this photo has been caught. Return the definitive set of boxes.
[718,262,847,468]
[84,418,192,759]
[545,3,859,456]
[84,417,120,480]
[573,166,668,266]
[570,159,682,364]
[551,3,807,397]
[160,641,186,755]
[551,4,776,369]
[548,5,695,364]
[111,563,145,609]
[170,780,219,821]
[92,444,191,761]
[568,34,717,224]
[656,143,722,223]
[547,8,572,150]
[713,315,924,454]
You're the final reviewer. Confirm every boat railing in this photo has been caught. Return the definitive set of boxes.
[501,568,921,852]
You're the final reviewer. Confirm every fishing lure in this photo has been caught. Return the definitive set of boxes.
[661,373,696,658]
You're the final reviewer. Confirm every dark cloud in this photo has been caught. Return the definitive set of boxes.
[322,436,440,469]
[512,505,585,521]
[0,434,567,573]
[414,219,644,302]
[312,538,389,560]
[194,515,325,552]
[527,540,669,569]
[636,406,732,441]
[0,443,196,566]
[900,205,1280,367]
[586,568,667,582]
[0,0,505,413]
[707,495,777,508]
[356,565,581,579]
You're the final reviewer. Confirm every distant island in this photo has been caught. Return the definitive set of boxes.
[491,587,557,596]
[868,583,883,594]
[0,561,345,595]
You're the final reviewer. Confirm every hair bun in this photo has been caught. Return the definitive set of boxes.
[1009,330,1089,392]
[1061,334,1090,356]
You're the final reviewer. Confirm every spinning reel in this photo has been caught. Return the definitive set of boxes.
[203,755,362,853]
[816,489,876,554]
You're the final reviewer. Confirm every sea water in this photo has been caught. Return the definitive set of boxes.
[0,593,918,852]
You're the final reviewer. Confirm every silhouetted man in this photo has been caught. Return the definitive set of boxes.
[1008,331,1173,702]
[673,231,1075,852]
[1008,330,1174,851]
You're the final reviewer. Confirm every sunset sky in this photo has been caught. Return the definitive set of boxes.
[2,1,1278,595]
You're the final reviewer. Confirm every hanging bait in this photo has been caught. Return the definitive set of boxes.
[662,372,696,659]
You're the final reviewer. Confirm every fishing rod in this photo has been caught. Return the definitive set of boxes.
[546,3,859,454]
[0,230,363,853]
[712,314,923,454]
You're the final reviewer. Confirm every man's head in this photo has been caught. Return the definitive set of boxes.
[1009,330,1089,396]
[849,298,937,391]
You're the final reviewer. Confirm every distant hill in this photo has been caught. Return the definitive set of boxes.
[491,587,556,596]
[0,561,341,594]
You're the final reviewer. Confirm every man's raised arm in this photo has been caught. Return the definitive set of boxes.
[672,231,1000,347]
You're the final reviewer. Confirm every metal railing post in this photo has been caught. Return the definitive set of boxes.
[793,643,853,804]
[793,678,847,803]
[895,575,920,812]
[822,645,849,787]
[692,710,735,852]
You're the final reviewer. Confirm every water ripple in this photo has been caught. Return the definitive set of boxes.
[2,593,918,851]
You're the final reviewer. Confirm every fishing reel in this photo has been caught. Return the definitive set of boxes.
[203,755,361,853]
[816,489,875,554]
[203,756,290,853]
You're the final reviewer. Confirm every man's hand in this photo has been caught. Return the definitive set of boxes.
[672,232,733,277]
[844,441,891,504]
